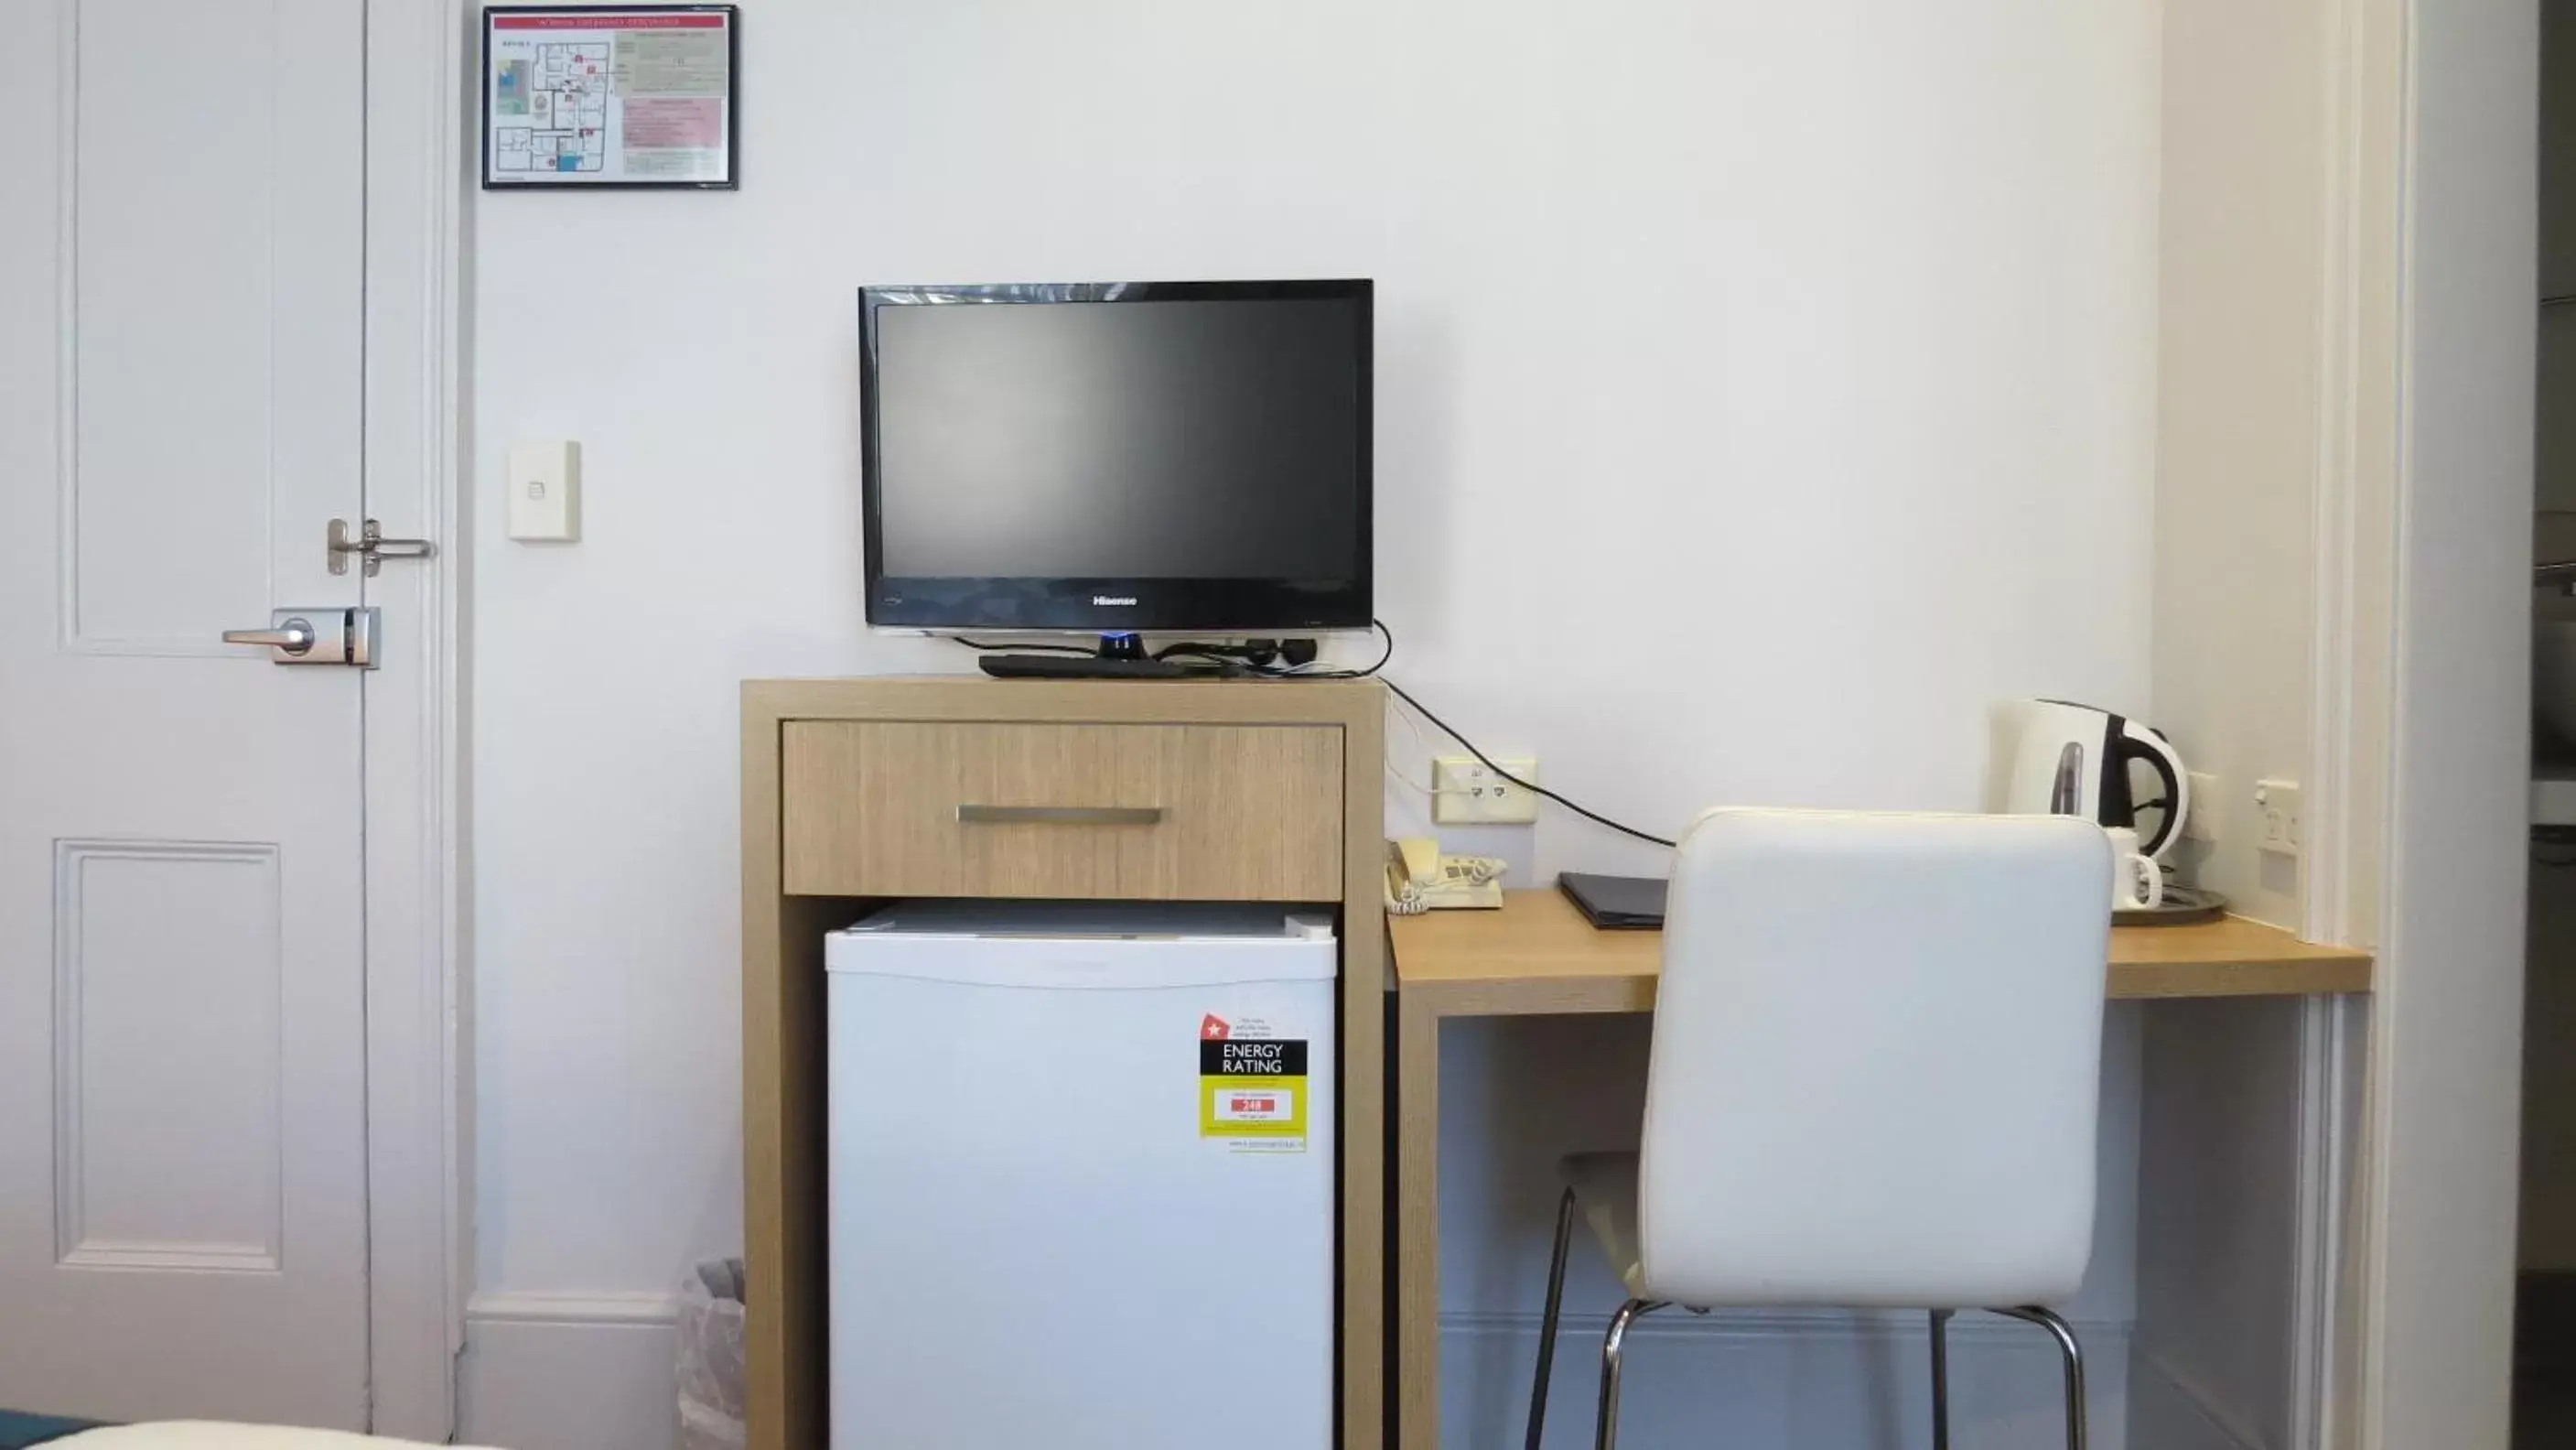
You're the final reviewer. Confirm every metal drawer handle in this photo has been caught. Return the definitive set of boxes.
[956,805,1164,827]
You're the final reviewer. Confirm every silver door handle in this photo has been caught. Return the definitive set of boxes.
[220,609,380,667]
[221,620,316,654]
[955,805,1164,826]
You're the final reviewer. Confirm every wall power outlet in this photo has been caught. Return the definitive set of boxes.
[2255,778,2302,858]
[1431,756,1540,825]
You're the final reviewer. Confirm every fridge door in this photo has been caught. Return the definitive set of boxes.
[827,903,1337,1450]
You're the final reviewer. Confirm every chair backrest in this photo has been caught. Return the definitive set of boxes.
[1635,807,2111,1307]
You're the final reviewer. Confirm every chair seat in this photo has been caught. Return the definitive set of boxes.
[1561,1152,1648,1298]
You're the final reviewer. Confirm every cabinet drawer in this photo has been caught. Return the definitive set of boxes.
[781,720,1343,901]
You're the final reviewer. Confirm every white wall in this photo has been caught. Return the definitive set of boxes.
[2129,0,2349,1439]
[2147,0,2330,932]
[460,2,2160,1445]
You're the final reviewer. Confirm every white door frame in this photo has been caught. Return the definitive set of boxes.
[2301,5,2407,1445]
[2359,0,2538,1439]
[2310,0,2537,1445]
[356,0,470,1437]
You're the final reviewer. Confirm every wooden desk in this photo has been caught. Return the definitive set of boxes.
[1386,888,2375,1450]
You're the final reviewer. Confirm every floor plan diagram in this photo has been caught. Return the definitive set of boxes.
[491,41,609,174]
[484,9,736,188]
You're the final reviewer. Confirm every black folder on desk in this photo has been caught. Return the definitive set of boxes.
[1557,872,1667,930]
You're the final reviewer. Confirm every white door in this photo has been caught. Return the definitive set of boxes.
[0,0,372,1427]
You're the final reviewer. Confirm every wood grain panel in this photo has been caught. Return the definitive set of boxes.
[781,721,1342,902]
[1334,698,1385,1450]
[738,704,795,1450]
[1393,990,1440,1450]
[745,701,861,1450]
[749,676,1387,728]
[1387,889,2375,1012]
[745,677,1389,1450]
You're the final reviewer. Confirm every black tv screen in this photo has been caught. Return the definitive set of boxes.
[859,280,1373,633]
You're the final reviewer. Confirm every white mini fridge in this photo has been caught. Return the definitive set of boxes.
[825,901,1338,1450]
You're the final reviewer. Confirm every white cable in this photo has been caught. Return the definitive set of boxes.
[1386,762,1436,795]
[1385,694,1439,793]
[1385,763,1478,798]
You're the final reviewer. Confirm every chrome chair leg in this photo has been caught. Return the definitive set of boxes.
[1992,1305,2086,1450]
[1595,1298,1665,1450]
[1928,1308,1954,1450]
[1526,1188,1578,1450]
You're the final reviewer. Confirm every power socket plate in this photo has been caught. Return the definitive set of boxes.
[2255,777,2302,858]
[1432,756,1540,825]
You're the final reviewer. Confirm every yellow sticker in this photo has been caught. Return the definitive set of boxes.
[1198,1019,1309,1150]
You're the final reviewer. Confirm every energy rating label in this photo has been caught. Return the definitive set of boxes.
[1198,1013,1310,1153]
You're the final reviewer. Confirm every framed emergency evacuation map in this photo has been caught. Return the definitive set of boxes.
[482,5,738,189]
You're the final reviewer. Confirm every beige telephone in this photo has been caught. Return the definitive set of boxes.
[1385,838,1506,914]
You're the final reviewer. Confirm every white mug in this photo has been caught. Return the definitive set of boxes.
[2105,827,2163,911]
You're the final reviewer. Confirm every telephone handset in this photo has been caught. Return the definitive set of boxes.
[1384,838,1506,914]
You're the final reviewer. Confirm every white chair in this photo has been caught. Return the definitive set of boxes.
[1525,807,2112,1450]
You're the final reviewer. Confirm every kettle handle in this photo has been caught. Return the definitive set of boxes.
[2118,721,2190,857]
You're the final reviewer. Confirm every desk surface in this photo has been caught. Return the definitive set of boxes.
[1388,888,2374,1014]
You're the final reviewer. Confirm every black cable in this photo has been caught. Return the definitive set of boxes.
[1152,639,1276,665]
[956,617,1666,845]
[1279,618,1394,679]
[1380,676,1678,849]
[950,636,1098,656]
[1233,619,1665,845]
[1151,650,1252,676]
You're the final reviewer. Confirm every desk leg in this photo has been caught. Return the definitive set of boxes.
[1396,991,1442,1450]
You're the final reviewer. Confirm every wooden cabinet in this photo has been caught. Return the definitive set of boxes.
[780,720,1345,901]
[743,677,1385,1450]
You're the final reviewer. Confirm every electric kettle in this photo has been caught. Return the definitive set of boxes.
[1999,699,2192,859]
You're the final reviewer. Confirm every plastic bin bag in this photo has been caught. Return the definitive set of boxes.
[677,1258,748,1450]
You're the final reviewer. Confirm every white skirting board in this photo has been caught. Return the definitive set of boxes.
[453,1293,2131,1450]
[457,1293,682,1450]
[1446,1308,2131,1450]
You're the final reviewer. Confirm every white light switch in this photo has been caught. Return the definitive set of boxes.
[506,440,581,542]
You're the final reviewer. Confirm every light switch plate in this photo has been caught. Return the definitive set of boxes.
[507,440,581,542]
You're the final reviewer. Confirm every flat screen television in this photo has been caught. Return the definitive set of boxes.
[859,279,1373,636]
